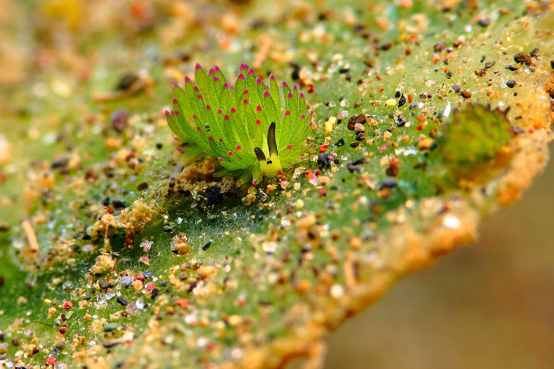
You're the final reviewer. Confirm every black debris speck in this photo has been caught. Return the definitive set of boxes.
[477,18,491,27]
[317,154,331,169]
[347,158,368,173]
[452,84,461,93]
[116,296,129,306]
[381,178,398,188]
[101,197,110,206]
[205,185,223,207]
[116,74,139,91]
[398,95,406,107]
[335,138,345,147]
[202,241,212,251]
[506,80,516,88]
[51,157,69,169]
[111,196,130,210]
[397,115,407,127]
[505,65,518,71]
[151,288,159,299]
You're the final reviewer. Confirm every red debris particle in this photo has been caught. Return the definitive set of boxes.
[318,144,329,153]
[46,357,57,366]
[63,301,73,310]
[146,282,154,291]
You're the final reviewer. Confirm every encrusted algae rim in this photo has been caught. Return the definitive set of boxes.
[217,126,552,369]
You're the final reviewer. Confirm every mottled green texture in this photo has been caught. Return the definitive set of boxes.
[441,104,512,165]
[0,0,552,368]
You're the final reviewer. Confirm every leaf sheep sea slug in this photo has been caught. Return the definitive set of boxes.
[165,63,314,185]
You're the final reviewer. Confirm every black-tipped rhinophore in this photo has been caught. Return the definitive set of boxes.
[268,122,278,156]
[254,147,266,162]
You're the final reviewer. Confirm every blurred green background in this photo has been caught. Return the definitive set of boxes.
[326,143,554,369]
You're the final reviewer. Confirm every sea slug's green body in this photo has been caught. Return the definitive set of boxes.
[165,63,312,184]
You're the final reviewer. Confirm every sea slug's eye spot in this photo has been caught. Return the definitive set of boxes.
[197,94,203,99]
[197,127,201,132]
[282,81,288,87]
[218,157,223,162]
[209,68,215,75]
[244,89,249,95]
[165,110,170,116]
[206,105,211,110]
[228,151,233,156]
[256,119,261,125]
[223,83,229,89]
[193,115,198,119]
[287,93,293,99]
[247,68,255,75]
[185,76,191,83]
[173,98,178,104]
[300,93,304,98]
[214,76,219,82]
[238,73,246,80]
[237,145,242,150]
[300,114,305,119]
[269,74,275,80]
[218,109,223,114]
[174,111,180,115]
[256,106,262,112]
[194,86,199,91]
[243,99,249,104]
[208,136,214,141]
[219,138,223,142]
[285,110,291,116]
[252,180,258,184]
[195,63,203,71]
[277,170,282,175]
[287,145,292,149]
[263,91,270,98]
[256,78,263,84]
[224,115,230,120]
[231,107,237,113]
